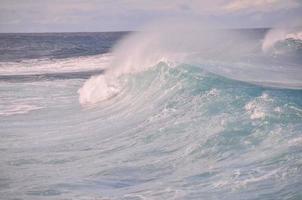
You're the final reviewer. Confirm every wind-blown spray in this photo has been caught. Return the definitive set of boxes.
[79,19,302,105]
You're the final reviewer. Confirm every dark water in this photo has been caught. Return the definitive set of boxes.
[0,32,128,62]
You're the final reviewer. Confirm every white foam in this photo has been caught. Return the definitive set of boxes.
[245,101,266,120]
[244,93,273,120]
[0,104,42,116]
[78,74,121,104]
[0,53,112,75]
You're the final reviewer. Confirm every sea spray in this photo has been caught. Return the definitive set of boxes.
[77,20,247,104]
[262,28,302,52]
[79,19,302,104]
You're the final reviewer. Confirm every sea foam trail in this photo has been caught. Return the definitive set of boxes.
[79,20,302,105]
[0,54,112,76]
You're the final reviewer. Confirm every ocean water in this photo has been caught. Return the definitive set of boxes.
[0,27,302,200]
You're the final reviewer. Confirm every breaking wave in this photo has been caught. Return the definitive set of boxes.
[262,28,302,52]
[79,21,302,105]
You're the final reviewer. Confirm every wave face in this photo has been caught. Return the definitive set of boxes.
[1,28,302,200]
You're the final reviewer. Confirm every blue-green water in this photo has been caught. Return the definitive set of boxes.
[0,29,302,200]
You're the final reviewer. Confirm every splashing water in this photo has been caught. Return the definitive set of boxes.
[262,28,302,52]
[79,20,302,104]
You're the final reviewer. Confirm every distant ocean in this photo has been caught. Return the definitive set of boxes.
[1,28,302,200]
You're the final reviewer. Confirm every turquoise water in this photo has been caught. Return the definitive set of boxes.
[0,30,302,199]
[1,63,302,199]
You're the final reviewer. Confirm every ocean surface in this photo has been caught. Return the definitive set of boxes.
[0,27,302,200]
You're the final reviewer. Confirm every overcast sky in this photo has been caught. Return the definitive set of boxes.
[0,0,301,32]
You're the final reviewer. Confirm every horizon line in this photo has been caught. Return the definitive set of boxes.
[0,27,275,34]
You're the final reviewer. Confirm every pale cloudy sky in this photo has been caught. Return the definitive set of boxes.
[0,0,301,32]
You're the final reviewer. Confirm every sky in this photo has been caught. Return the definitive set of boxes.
[0,0,301,32]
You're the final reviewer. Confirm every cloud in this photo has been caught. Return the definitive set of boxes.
[224,0,301,12]
[123,0,226,14]
[0,0,301,32]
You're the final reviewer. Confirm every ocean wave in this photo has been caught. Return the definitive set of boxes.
[262,28,302,52]
[79,21,302,105]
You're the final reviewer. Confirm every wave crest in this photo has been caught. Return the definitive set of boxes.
[79,20,302,105]
[262,28,302,52]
